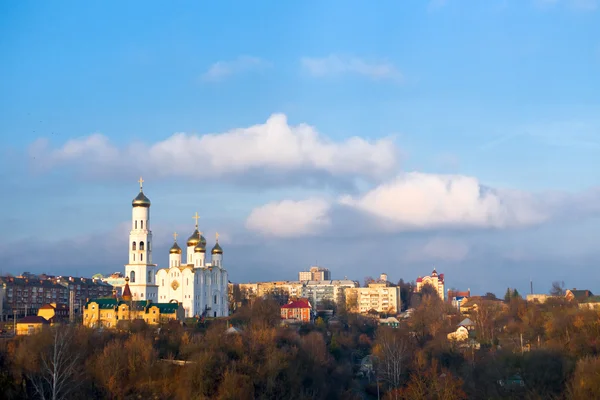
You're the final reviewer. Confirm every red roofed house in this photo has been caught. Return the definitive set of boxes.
[281,298,312,323]
[415,269,445,300]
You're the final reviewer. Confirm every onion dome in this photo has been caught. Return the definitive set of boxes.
[187,229,207,247]
[211,242,223,255]
[169,242,182,254]
[194,242,206,253]
[132,191,151,207]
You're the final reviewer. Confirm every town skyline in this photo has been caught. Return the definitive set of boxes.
[1,1,599,295]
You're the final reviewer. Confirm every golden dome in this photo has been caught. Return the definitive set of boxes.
[169,242,182,254]
[186,229,207,247]
[211,242,223,255]
[194,242,206,253]
[132,191,151,207]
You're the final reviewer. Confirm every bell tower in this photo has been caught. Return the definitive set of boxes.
[124,177,159,300]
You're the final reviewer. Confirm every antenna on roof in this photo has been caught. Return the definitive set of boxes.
[530,277,533,295]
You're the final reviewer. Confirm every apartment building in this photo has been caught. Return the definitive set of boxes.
[298,266,331,281]
[345,282,401,314]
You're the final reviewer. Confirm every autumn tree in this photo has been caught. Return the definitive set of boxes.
[472,299,503,344]
[568,356,600,399]
[29,327,81,400]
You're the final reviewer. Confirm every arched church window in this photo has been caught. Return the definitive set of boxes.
[214,295,217,304]
[140,220,144,229]
[148,271,151,282]
[140,253,143,261]
[133,254,135,261]
[130,271,136,283]
[135,221,138,229]
[132,242,136,251]
[139,241,144,251]
[187,278,189,286]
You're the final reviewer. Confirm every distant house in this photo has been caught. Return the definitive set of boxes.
[460,297,506,315]
[565,289,594,302]
[526,294,553,303]
[448,290,471,311]
[447,318,475,341]
[280,298,312,323]
[17,316,49,335]
[37,302,69,323]
[379,317,400,328]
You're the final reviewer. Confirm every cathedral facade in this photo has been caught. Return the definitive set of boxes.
[125,179,229,318]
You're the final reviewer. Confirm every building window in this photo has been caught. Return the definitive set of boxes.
[187,278,189,286]
[162,279,164,286]
[133,254,135,261]
[140,253,143,261]
[132,242,136,251]
[141,220,144,229]
[141,293,144,298]
[135,221,138,229]
[214,295,217,304]
[148,271,152,282]
[130,271,136,283]
[140,241,144,251]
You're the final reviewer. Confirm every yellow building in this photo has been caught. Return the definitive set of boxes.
[83,281,185,329]
[83,298,184,328]
[345,282,401,314]
[16,316,49,335]
[37,302,69,322]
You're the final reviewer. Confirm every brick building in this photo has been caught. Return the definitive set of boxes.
[280,298,312,323]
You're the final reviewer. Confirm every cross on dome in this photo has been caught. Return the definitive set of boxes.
[138,177,144,191]
[215,232,220,242]
[192,212,200,228]
[173,232,178,241]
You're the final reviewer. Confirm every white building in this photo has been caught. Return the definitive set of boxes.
[125,179,158,301]
[416,269,445,300]
[125,179,229,318]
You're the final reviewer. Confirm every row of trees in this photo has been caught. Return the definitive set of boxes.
[2,283,600,399]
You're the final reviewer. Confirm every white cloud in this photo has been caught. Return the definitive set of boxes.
[246,172,552,237]
[339,173,547,230]
[201,56,270,82]
[28,113,398,183]
[245,198,331,237]
[301,54,402,81]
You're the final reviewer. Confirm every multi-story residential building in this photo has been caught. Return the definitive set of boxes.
[298,266,331,281]
[345,281,402,315]
[0,276,69,318]
[301,280,358,308]
[416,269,445,300]
[233,279,358,308]
[54,276,113,313]
[0,274,113,319]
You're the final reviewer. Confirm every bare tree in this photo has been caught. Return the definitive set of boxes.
[373,328,410,395]
[29,328,81,400]
[550,281,566,296]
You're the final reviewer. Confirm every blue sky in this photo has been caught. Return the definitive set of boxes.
[0,0,599,295]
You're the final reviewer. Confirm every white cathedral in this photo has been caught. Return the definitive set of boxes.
[124,178,229,318]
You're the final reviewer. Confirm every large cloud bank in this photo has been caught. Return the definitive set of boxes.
[29,114,397,184]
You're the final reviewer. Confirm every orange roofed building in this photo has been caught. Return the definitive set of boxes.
[281,298,312,323]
